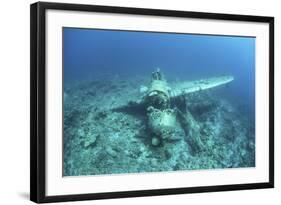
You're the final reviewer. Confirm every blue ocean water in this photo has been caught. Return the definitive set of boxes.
[63,27,255,176]
[64,28,255,116]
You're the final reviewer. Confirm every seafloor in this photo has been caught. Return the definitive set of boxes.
[63,74,255,176]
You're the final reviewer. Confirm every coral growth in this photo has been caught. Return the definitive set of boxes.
[63,76,255,176]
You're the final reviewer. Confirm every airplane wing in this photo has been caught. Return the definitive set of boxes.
[111,99,146,115]
[169,75,234,98]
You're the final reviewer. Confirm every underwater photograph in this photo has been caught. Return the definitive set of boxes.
[63,27,256,176]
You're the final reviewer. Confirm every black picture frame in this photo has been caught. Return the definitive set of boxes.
[30,1,274,203]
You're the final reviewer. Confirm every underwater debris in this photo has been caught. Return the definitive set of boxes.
[176,108,204,153]
[147,107,178,139]
[112,69,233,151]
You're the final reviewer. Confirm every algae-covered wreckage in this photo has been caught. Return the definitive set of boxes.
[115,69,234,149]
[63,69,255,176]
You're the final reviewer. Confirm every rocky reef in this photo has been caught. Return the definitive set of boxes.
[63,75,255,176]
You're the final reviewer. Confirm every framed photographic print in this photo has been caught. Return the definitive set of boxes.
[30,1,274,203]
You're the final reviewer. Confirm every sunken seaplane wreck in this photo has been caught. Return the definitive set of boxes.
[113,69,234,153]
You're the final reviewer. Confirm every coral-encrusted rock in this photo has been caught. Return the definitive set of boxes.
[84,134,97,147]
[151,137,160,146]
